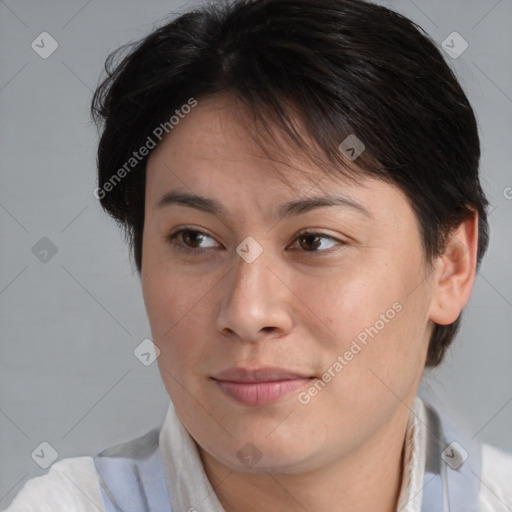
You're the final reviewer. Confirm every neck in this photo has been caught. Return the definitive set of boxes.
[199,404,411,512]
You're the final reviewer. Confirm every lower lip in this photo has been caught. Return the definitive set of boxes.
[213,378,312,406]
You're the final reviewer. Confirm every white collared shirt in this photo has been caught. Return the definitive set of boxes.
[3,397,512,511]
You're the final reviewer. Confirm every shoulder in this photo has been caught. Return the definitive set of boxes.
[2,456,105,512]
[479,443,512,511]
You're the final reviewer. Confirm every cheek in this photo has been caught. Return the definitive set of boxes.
[141,231,208,336]
[143,270,201,349]
[294,257,428,386]
[141,254,230,395]
[290,261,398,345]
[141,252,199,364]
[143,269,210,412]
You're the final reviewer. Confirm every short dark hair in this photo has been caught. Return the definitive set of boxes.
[91,0,489,367]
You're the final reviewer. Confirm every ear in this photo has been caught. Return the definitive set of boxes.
[429,211,479,325]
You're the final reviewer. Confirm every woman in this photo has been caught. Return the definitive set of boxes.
[5,0,511,510]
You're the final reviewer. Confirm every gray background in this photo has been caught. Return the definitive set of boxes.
[1,0,511,506]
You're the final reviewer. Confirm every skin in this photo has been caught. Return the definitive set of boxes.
[141,93,478,511]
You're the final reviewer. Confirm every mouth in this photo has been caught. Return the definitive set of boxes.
[211,367,315,406]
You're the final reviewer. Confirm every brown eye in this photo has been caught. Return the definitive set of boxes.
[166,228,218,253]
[299,233,323,251]
[179,230,205,248]
[292,231,345,253]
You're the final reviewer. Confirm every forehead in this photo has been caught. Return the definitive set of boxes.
[143,95,417,241]
[146,93,363,195]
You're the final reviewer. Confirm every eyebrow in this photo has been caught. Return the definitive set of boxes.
[155,191,373,220]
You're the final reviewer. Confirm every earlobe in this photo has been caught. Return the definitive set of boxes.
[429,212,479,325]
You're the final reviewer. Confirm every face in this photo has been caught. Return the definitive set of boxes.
[142,94,433,475]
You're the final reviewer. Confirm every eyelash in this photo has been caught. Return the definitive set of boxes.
[165,227,347,255]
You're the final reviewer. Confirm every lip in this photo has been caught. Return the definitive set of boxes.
[212,367,314,406]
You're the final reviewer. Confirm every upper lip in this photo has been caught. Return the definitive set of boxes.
[212,367,313,383]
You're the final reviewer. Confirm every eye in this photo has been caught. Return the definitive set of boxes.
[166,228,219,253]
[290,230,346,253]
[165,228,346,255]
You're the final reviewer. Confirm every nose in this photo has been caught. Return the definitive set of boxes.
[215,246,294,343]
